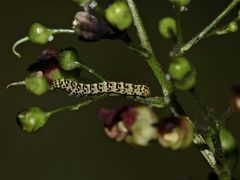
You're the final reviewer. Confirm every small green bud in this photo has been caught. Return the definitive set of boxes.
[25,71,50,95]
[17,107,49,133]
[169,57,191,81]
[174,68,196,91]
[220,128,237,154]
[158,17,177,39]
[7,71,49,95]
[28,23,53,45]
[105,1,132,31]
[228,21,238,33]
[169,0,191,6]
[58,48,81,71]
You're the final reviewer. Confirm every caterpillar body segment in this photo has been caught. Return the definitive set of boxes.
[51,78,150,97]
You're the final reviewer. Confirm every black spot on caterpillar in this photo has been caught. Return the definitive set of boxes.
[51,78,150,97]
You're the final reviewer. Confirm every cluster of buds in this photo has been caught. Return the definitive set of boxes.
[99,105,194,149]
[99,106,159,147]
[7,48,82,96]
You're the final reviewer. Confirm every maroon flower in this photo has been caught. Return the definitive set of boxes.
[27,49,61,83]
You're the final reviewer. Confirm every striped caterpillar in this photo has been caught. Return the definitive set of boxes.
[51,78,150,97]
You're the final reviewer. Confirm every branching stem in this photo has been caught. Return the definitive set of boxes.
[178,0,240,56]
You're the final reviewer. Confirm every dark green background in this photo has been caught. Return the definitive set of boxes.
[1,0,240,179]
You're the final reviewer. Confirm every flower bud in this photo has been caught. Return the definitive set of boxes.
[169,0,191,6]
[58,48,81,71]
[73,11,114,41]
[228,21,238,33]
[159,17,177,39]
[17,107,49,133]
[25,71,50,95]
[158,117,194,150]
[174,68,196,91]
[7,71,50,96]
[169,57,191,81]
[27,49,63,83]
[105,1,133,31]
[28,23,53,45]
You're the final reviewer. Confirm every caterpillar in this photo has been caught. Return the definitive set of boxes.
[51,78,150,97]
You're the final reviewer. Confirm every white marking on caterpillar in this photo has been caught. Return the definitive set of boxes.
[51,78,150,97]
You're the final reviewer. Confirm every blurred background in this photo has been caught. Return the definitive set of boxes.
[1,0,240,179]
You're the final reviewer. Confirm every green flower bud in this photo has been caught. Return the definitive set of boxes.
[17,107,49,133]
[174,68,196,91]
[228,21,238,33]
[28,23,53,45]
[169,57,191,81]
[58,48,81,71]
[220,128,237,154]
[25,71,49,95]
[158,17,177,39]
[105,1,132,31]
[169,0,191,6]
[7,71,49,96]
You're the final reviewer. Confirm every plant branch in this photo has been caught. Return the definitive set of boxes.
[48,93,166,117]
[178,0,240,56]
[77,61,105,81]
[126,0,173,105]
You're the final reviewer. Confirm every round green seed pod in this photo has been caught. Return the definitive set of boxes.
[228,21,238,33]
[28,23,53,45]
[58,48,80,71]
[17,107,49,133]
[25,71,49,95]
[158,17,177,39]
[174,68,196,91]
[169,57,192,81]
[105,1,132,31]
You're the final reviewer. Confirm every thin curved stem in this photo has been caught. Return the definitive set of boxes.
[12,37,29,58]
[179,0,240,56]
[6,81,26,89]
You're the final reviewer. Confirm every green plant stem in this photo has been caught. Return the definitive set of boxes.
[219,107,234,126]
[175,5,184,51]
[126,0,172,105]
[127,0,232,179]
[178,0,240,56]
[77,62,105,81]
[48,94,166,116]
[52,29,75,34]
[48,97,102,116]
[190,88,217,125]
[75,61,166,108]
